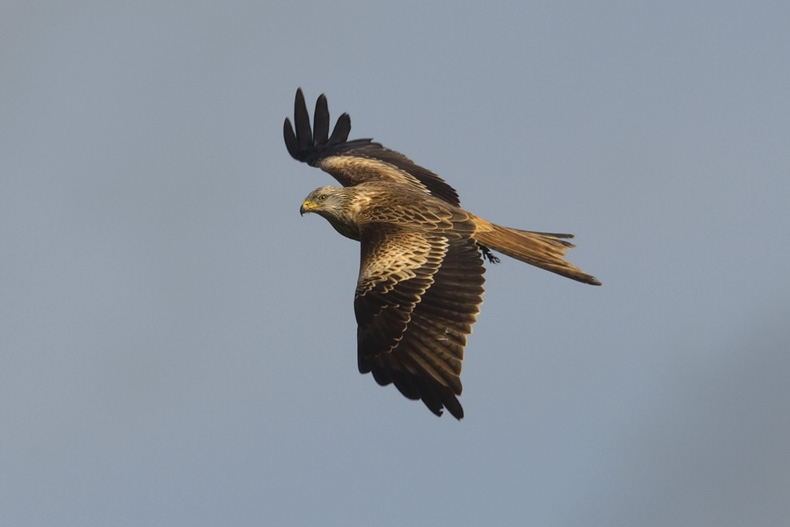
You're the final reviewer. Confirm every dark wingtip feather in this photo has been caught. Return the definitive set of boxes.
[414,377,464,420]
[293,88,312,148]
[329,113,351,145]
[444,395,464,420]
[283,117,299,159]
[314,94,330,145]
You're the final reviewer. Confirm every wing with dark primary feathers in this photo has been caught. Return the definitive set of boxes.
[353,210,485,419]
[284,88,461,206]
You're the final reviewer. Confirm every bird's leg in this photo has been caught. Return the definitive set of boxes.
[478,244,501,264]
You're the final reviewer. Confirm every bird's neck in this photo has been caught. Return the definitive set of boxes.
[319,209,360,241]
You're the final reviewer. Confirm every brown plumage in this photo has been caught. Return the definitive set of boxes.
[287,89,600,419]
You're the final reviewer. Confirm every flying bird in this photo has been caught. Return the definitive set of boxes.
[284,88,600,419]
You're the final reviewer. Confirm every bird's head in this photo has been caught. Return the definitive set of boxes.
[300,186,346,216]
[299,186,360,240]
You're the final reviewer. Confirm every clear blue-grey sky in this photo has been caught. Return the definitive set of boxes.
[3,1,789,525]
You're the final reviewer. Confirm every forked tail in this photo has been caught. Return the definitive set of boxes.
[475,223,601,285]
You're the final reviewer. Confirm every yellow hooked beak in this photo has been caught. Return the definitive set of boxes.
[300,200,317,216]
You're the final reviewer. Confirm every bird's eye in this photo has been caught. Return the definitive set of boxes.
[318,194,327,201]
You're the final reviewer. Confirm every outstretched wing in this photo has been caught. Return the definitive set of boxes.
[354,216,485,419]
[284,88,461,206]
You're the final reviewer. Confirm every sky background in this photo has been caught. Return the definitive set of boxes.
[2,1,789,525]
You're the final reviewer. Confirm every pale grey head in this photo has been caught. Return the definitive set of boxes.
[299,185,361,240]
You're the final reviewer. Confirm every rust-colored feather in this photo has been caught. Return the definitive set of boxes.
[474,219,601,286]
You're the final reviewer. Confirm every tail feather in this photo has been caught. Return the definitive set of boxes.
[475,222,601,285]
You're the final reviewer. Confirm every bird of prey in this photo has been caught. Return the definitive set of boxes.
[284,88,600,419]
